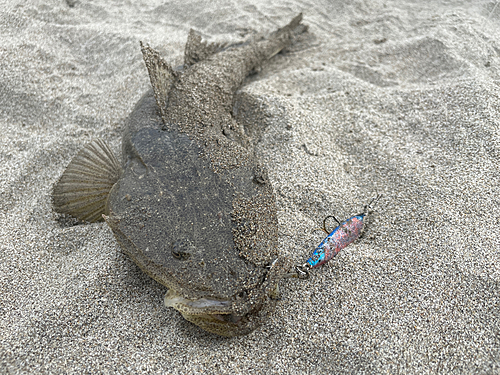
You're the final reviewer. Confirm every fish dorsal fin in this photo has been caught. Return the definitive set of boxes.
[52,140,122,223]
[184,29,225,66]
[140,42,176,121]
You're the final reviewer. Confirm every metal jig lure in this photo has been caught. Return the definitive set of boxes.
[291,194,382,279]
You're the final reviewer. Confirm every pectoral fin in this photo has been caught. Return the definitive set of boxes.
[52,140,122,223]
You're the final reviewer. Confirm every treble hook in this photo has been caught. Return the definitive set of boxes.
[360,194,383,216]
[312,214,342,235]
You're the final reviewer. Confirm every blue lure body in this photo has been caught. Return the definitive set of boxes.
[306,214,365,268]
[288,195,381,279]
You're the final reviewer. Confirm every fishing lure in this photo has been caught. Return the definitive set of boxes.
[293,194,382,278]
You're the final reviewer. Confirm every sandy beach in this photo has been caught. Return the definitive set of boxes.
[1,0,499,373]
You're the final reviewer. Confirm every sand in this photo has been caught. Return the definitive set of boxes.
[1,0,499,373]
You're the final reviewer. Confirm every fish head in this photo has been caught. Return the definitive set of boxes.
[105,121,281,336]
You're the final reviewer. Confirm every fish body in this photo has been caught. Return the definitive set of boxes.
[53,14,306,336]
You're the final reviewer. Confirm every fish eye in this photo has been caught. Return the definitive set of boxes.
[172,250,190,260]
[171,239,192,261]
[252,175,266,184]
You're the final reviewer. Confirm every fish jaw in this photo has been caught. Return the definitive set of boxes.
[164,288,277,337]
[162,257,287,336]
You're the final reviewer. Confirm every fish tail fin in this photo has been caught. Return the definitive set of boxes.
[260,13,307,60]
[52,140,122,223]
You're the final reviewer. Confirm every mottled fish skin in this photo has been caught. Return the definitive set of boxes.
[103,14,306,336]
[307,215,365,268]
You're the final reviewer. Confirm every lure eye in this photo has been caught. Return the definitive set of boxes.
[171,239,192,260]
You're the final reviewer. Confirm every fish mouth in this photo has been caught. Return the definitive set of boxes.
[163,263,283,336]
[164,289,233,314]
[164,289,256,336]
